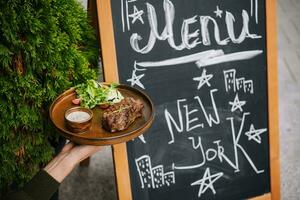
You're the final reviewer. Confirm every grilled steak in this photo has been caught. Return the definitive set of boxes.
[102,97,144,132]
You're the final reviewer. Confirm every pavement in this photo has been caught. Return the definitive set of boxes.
[277,0,300,199]
[59,146,117,200]
[59,0,300,199]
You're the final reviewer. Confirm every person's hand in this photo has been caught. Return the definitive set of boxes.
[44,142,102,183]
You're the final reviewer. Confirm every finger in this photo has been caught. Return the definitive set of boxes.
[73,145,103,163]
[61,142,75,153]
[79,145,103,156]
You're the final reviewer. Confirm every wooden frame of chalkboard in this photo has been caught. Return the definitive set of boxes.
[95,0,280,199]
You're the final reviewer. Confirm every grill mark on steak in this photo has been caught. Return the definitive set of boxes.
[102,97,144,132]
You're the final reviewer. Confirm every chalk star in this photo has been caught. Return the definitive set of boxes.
[193,69,213,90]
[129,5,144,24]
[191,167,223,198]
[229,94,246,112]
[132,134,146,143]
[127,70,145,89]
[139,135,146,143]
[214,6,223,18]
[245,124,267,144]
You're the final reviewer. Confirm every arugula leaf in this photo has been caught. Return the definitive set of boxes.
[74,80,122,109]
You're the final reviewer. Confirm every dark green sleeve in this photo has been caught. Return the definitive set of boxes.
[5,170,60,200]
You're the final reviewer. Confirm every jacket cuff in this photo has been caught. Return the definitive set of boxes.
[23,170,60,200]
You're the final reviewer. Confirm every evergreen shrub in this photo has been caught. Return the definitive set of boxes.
[0,0,99,193]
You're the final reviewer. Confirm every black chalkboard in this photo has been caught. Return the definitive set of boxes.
[110,0,270,199]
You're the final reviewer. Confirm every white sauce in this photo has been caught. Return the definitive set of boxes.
[66,111,90,122]
[106,89,124,103]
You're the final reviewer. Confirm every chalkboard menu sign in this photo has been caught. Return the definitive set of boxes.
[96,0,280,199]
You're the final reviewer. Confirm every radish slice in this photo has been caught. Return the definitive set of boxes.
[72,98,81,105]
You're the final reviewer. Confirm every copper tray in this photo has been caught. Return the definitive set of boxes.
[49,83,155,146]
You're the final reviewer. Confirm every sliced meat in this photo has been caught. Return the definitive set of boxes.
[102,97,144,132]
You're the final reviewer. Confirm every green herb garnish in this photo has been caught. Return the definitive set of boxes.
[75,80,123,109]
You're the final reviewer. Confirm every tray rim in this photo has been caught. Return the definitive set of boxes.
[49,82,155,145]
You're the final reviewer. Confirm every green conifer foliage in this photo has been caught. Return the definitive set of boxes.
[0,0,98,193]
